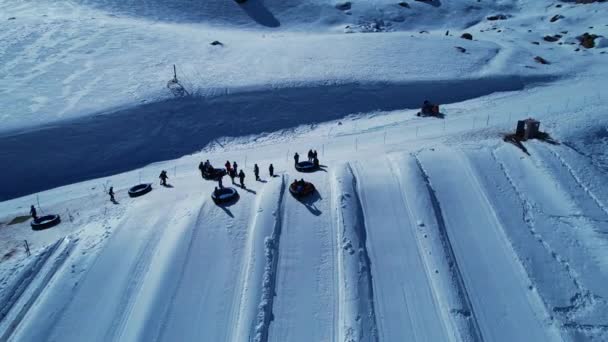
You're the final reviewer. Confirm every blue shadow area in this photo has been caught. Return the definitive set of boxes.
[1,76,554,200]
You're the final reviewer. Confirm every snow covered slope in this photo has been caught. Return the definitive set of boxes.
[1,0,608,341]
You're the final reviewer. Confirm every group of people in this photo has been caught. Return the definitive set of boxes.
[102,147,321,204]
[294,149,320,168]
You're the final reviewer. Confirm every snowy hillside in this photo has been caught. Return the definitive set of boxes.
[1,0,608,341]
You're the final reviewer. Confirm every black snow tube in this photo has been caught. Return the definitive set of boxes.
[31,215,61,230]
[212,187,239,204]
[295,161,319,172]
[128,183,152,198]
[203,168,227,180]
[289,181,315,198]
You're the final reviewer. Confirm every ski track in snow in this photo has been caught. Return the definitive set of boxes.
[490,144,608,337]
[417,147,562,342]
[352,157,452,341]
[268,167,337,342]
[331,163,378,342]
[0,237,76,341]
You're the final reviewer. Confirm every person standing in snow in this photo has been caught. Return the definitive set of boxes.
[233,161,238,174]
[307,149,313,162]
[109,187,116,203]
[229,168,236,184]
[198,161,205,177]
[294,152,299,165]
[238,170,246,188]
[30,205,38,221]
[313,150,318,160]
[225,160,232,173]
[159,170,169,186]
[269,164,274,177]
[254,164,260,181]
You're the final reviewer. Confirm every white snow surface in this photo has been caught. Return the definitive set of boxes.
[2,0,608,341]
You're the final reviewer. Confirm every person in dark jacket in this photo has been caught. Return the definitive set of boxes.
[313,150,318,160]
[229,168,236,184]
[233,161,238,174]
[198,162,205,177]
[225,160,232,173]
[159,170,169,186]
[269,164,274,177]
[313,156,320,168]
[238,170,246,188]
[294,152,299,165]
[307,149,313,162]
[30,205,38,221]
[254,164,260,181]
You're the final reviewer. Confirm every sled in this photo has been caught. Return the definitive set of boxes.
[289,181,316,198]
[295,161,319,173]
[212,187,239,204]
[128,183,153,198]
[31,215,61,230]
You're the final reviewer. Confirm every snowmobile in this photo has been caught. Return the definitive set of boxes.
[416,102,443,118]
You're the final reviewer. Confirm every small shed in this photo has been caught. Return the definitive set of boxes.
[516,118,540,140]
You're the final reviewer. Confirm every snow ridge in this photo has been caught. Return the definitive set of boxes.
[489,149,598,330]
[543,145,608,218]
[413,155,484,342]
[332,163,378,342]
[0,237,76,341]
[254,175,286,342]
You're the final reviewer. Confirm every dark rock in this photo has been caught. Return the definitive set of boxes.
[532,41,540,45]
[398,1,410,8]
[455,46,466,53]
[577,32,599,48]
[7,17,16,20]
[534,56,550,65]
[461,33,473,40]
[550,15,564,23]
[543,35,560,42]
[335,2,351,10]
[487,14,508,21]
[210,40,223,46]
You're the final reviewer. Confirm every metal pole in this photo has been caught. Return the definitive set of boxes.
[486,115,490,127]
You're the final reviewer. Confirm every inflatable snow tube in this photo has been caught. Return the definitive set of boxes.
[203,168,227,180]
[289,181,315,198]
[128,183,152,198]
[31,215,61,230]
[212,187,239,204]
[295,161,319,173]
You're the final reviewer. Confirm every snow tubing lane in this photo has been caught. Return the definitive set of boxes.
[212,187,239,204]
[128,183,152,198]
[203,168,227,180]
[295,161,319,173]
[289,182,315,198]
[31,215,61,230]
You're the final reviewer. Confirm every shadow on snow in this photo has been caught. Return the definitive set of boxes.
[1,76,554,200]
